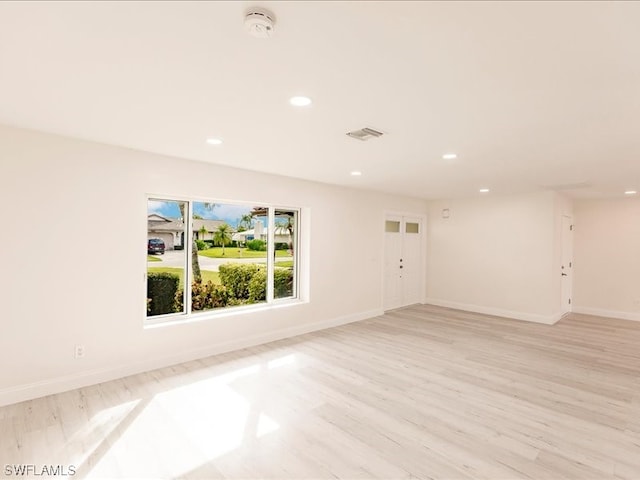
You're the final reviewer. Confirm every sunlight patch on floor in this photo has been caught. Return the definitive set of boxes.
[268,354,296,369]
[62,400,140,468]
[80,358,292,478]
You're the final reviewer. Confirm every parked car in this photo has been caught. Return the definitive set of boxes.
[147,238,165,254]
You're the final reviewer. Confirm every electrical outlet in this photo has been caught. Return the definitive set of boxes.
[74,344,85,359]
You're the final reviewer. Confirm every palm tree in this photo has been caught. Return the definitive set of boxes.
[213,224,232,256]
[238,213,253,232]
[198,225,207,241]
[276,215,295,256]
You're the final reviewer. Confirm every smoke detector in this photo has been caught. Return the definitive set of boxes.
[346,127,384,141]
[244,9,276,38]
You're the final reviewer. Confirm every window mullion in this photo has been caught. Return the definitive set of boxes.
[292,209,299,299]
[266,206,275,303]
[185,200,193,315]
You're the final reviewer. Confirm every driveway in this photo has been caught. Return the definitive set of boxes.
[148,250,291,272]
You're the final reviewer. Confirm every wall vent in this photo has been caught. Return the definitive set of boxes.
[346,127,384,141]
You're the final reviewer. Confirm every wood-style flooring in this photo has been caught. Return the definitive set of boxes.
[1,304,640,479]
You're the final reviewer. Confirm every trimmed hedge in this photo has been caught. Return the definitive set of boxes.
[246,266,293,302]
[246,239,266,251]
[149,265,294,316]
[274,268,294,298]
[147,272,180,316]
[247,269,267,302]
[218,263,261,299]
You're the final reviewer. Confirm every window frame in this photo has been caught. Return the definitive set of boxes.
[145,196,301,326]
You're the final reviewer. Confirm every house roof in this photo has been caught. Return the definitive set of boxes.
[232,226,291,241]
[147,216,183,233]
[1,2,639,199]
[148,215,232,233]
[148,213,171,222]
[193,219,228,233]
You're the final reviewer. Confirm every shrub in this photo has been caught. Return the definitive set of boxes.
[218,263,262,299]
[246,239,266,251]
[247,267,293,302]
[275,242,290,250]
[175,281,229,312]
[195,239,208,251]
[248,269,267,302]
[274,268,294,298]
[147,272,180,316]
[191,281,229,310]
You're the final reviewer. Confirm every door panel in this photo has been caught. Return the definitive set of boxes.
[384,215,423,310]
[561,215,573,314]
[384,216,403,310]
[402,217,422,306]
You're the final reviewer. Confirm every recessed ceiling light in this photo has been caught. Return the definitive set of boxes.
[289,96,312,107]
[206,138,223,145]
[350,171,362,176]
[479,188,490,193]
[442,153,457,160]
[625,190,637,195]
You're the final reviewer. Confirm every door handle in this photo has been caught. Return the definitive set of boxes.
[561,273,567,276]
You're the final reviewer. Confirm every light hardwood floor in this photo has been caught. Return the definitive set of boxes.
[1,304,640,479]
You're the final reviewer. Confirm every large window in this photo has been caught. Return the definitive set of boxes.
[146,198,299,321]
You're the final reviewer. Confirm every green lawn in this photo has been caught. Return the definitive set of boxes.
[147,255,162,262]
[198,247,290,259]
[275,261,294,268]
[147,267,220,288]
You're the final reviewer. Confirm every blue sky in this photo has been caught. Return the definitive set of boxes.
[148,200,261,227]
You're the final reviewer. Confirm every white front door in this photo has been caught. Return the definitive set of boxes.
[384,215,424,310]
[561,215,573,315]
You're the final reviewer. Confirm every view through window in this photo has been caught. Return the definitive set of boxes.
[146,199,298,319]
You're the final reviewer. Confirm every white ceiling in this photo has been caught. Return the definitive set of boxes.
[1,1,639,200]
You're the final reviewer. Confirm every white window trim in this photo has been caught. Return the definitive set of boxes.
[145,196,302,326]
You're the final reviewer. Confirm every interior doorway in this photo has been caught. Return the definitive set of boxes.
[384,214,424,310]
[561,215,573,315]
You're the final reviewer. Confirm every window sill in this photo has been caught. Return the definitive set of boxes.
[144,297,306,329]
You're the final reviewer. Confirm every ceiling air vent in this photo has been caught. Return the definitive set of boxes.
[346,127,384,141]
[541,181,591,191]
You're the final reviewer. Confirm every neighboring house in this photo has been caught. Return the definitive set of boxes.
[148,214,231,249]
[232,219,292,244]
[193,219,228,241]
[147,214,184,250]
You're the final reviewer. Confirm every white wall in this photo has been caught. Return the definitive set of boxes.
[572,198,640,321]
[426,191,569,324]
[0,124,426,406]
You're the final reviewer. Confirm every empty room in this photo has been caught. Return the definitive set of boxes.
[1,1,639,479]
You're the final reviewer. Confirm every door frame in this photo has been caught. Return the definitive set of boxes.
[561,214,573,315]
[382,210,427,310]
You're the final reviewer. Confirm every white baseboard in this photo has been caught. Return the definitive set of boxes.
[424,298,562,325]
[572,306,640,322]
[0,308,382,408]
